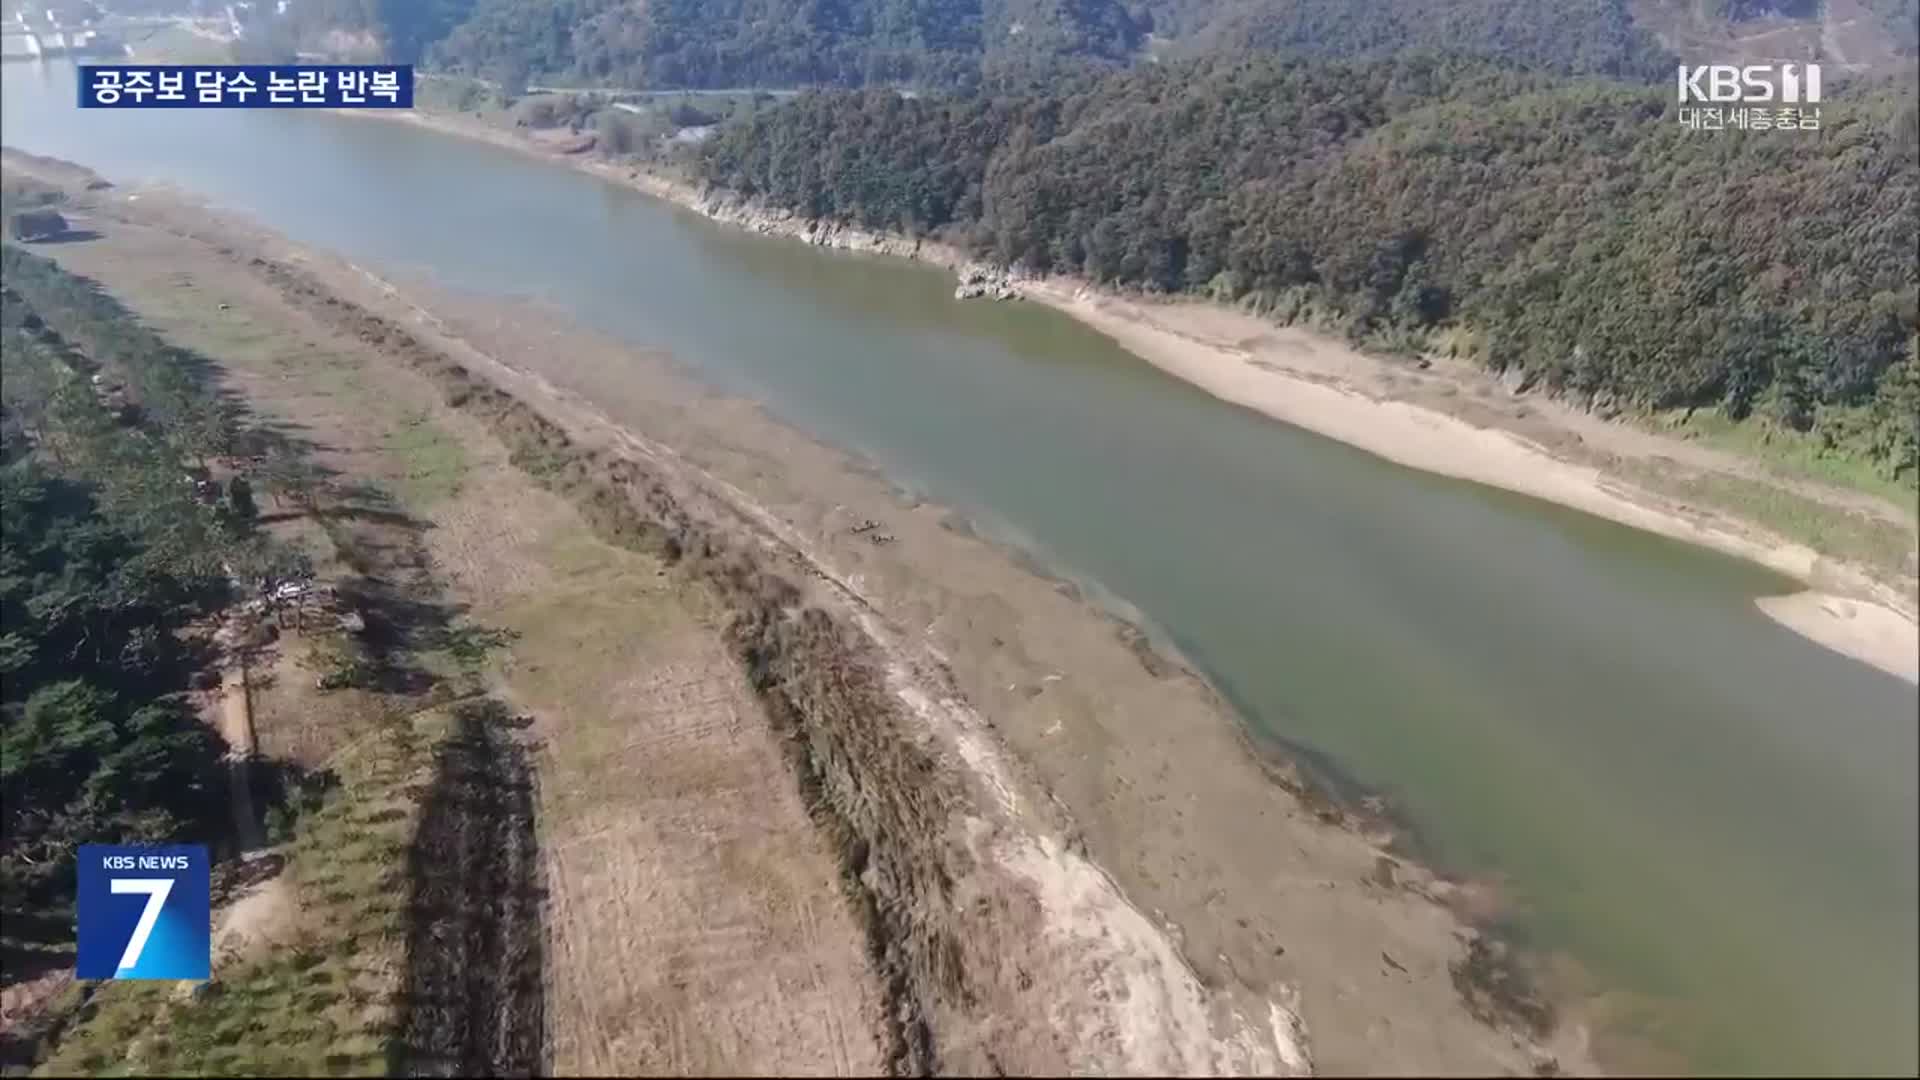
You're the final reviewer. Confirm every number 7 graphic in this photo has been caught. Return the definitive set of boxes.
[111,878,174,971]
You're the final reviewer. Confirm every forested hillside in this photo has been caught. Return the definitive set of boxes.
[261,0,1144,88]
[437,0,1143,87]
[1138,0,1674,77]
[267,0,1917,84]
[1139,0,1917,71]
[693,56,1920,479]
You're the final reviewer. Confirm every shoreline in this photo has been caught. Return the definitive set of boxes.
[1034,280,1920,683]
[343,106,1919,684]
[3,157,1605,1073]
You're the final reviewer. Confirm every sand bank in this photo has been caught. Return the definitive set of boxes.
[1024,281,1919,684]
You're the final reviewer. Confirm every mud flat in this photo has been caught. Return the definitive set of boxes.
[7,150,1590,1075]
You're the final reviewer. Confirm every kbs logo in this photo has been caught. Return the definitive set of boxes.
[1676,64,1822,133]
[76,845,210,980]
[1677,63,1822,104]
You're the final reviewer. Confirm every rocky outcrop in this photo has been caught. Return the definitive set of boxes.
[669,182,934,260]
[953,263,1020,301]
[617,169,1026,301]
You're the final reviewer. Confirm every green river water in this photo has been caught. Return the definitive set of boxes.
[4,60,1915,1074]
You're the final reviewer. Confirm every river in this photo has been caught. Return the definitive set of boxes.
[4,60,1915,1074]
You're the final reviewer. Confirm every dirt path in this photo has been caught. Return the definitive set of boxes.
[217,622,265,852]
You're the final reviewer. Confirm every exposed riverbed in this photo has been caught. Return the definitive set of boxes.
[5,60,1916,1074]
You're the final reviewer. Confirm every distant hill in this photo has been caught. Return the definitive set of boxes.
[279,0,1146,90]
[258,0,1917,86]
[1136,0,1916,78]
[1136,0,1676,78]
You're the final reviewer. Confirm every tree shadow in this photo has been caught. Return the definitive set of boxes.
[0,902,78,1071]
[248,760,341,848]
[392,698,547,1078]
[0,938,78,1072]
[322,504,437,530]
[0,910,73,962]
[333,577,470,697]
[288,481,470,697]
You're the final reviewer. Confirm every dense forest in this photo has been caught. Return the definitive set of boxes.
[252,0,1145,88]
[263,0,1920,85]
[692,55,1920,479]
[0,245,299,919]
[1139,0,1674,78]
[440,0,1146,88]
[1146,0,1918,74]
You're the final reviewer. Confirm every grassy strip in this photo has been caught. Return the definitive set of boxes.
[1652,408,1919,512]
[1618,458,1919,580]
[36,709,441,1077]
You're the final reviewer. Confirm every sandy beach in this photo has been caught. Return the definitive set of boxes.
[1025,281,1920,684]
